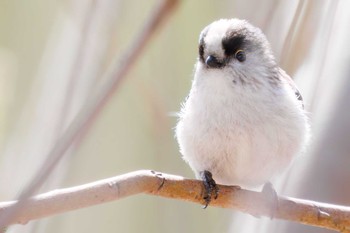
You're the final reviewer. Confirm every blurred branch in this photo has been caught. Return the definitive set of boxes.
[280,0,305,74]
[0,0,179,229]
[0,170,350,232]
[308,0,339,112]
[260,0,279,31]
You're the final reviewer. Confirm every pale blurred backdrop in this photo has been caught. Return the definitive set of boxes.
[1,0,350,233]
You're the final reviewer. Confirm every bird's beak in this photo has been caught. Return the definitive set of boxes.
[205,55,223,69]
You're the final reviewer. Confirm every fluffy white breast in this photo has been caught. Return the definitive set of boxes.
[176,62,308,187]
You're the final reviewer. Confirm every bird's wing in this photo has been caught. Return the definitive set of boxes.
[279,68,304,109]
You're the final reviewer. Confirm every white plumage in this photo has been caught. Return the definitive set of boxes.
[176,19,309,188]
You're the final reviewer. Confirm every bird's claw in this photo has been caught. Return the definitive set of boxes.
[200,170,219,209]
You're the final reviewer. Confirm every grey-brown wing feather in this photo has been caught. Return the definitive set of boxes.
[279,68,304,109]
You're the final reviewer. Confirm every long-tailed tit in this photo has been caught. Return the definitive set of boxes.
[176,19,309,206]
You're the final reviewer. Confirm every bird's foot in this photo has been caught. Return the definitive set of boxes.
[200,170,219,209]
[262,182,279,219]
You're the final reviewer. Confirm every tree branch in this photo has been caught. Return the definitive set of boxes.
[0,170,349,232]
[0,0,179,228]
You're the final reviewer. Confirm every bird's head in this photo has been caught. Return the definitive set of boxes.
[197,19,279,86]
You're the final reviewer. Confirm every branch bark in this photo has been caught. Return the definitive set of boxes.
[0,170,349,232]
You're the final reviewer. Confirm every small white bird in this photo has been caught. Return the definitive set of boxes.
[175,19,309,206]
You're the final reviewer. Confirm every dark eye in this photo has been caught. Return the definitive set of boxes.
[235,50,246,62]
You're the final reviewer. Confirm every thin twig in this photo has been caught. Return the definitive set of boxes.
[280,0,305,71]
[54,0,97,137]
[308,0,340,112]
[0,170,349,232]
[0,0,179,228]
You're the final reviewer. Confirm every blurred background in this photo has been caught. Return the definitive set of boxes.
[0,0,350,232]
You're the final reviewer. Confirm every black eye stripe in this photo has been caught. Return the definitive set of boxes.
[199,38,205,63]
[198,26,209,63]
[222,35,245,56]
